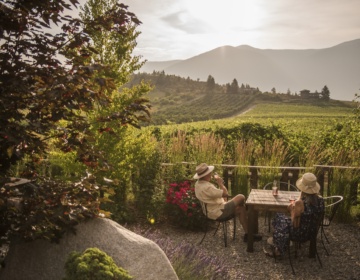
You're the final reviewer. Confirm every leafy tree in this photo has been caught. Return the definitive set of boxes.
[206,75,215,92]
[230,78,239,94]
[354,92,360,122]
[321,85,330,101]
[0,0,150,175]
[79,0,156,222]
[0,0,150,244]
[80,0,143,86]
[225,83,231,94]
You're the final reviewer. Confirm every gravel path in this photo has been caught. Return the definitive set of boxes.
[129,218,360,280]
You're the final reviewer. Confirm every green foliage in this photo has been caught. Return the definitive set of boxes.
[227,78,239,94]
[46,150,85,179]
[63,247,132,280]
[0,0,151,246]
[130,134,162,219]
[233,139,256,196]
[80,0,143,87]
[129,72,354,125]
[0,0,150,175]
[188,133,225,165]
[329,168,359,222]
[254,139,291,185]
[354,93,360,122]
[0,176,100,245]
[321,85,330,100]
[206,75,216,91]
[129,72,260,124]
[76,0,154,223]
[80,127,162,224]
[145,101,359,220]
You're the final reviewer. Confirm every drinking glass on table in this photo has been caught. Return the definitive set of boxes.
[289,195,295,204]
[272,180,278,195]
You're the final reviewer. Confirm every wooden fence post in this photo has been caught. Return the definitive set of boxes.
[316,167,326,197]
[249,167,258,189]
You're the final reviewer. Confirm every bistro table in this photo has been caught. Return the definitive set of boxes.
[245,189,301,253]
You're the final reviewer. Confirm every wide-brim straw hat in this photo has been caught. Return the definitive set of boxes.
[193,163,214,179]
[296,172,321,194]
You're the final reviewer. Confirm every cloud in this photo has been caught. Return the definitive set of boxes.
[79,0,360,60]
[161,10,210,34]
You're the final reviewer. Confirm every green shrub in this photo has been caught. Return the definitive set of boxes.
[63,248,132,280]
[0,177,100,246]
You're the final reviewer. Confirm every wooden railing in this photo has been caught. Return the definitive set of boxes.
[164,163,360,203]
[223,164,358,200]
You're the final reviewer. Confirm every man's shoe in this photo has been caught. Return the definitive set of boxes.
[243,233,262,242]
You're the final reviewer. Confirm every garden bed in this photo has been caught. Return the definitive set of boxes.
[127,218,360,279]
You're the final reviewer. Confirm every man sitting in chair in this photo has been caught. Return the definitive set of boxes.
[194,163,262,242]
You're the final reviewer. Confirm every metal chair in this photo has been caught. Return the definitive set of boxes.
[263,181,299,232]
[198,201,236,247]
[287,209,324,275]
[320,195,343,255]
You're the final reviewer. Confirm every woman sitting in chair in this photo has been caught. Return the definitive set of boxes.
[266,172,325,257]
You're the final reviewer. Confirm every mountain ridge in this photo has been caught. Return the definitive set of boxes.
[140,39,360,101]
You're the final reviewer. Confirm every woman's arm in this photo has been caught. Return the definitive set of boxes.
[288,199,304,228]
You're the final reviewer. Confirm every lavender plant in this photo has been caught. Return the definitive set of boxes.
[131,226,246,280]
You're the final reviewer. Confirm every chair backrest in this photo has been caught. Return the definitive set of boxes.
[198,200,207,216]
[263,181,299,191]
[198,199,234,222]
[322,196,343,226]
[310,209,325,239]
[290,208,324,243]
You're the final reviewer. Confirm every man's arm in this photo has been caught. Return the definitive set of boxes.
[215,177,229,197]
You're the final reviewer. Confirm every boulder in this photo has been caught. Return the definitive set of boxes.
[0,218,179,280]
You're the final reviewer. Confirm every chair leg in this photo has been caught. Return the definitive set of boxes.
[222,221,228,247]
[320,226,330,256]
[315,248,323,268]
[201,218,235,247]
[288,240,301,275]
[199,231,207,245]
[264,211,272,233]
[213,221,221,236]
[232,217,236,241]
[288,243,296,275]
[322,227,330,244]
[320,233,330,256]
[268,212,272,233]
[199,219,209,245]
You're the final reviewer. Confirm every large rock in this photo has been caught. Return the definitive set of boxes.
[0,218,179,280]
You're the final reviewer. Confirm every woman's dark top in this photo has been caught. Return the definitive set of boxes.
[272,196,324,255]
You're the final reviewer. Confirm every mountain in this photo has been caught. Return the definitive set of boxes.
[140,39,360,101]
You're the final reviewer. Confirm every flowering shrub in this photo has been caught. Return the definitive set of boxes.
[165,180,206,230]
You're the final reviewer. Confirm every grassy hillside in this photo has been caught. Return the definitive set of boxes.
[128,72,356,125]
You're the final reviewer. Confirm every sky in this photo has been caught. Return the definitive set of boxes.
[77,0,360,61]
